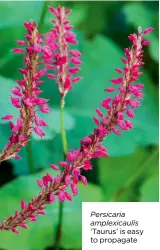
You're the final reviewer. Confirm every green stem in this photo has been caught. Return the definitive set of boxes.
[60,99,68,156]
[26,141,35,174]
[110,148,159,202]
[54,98,68,249]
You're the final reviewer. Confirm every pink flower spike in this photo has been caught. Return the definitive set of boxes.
[50,164,59,171]
[143,27,154,35]
[34,127,45,137]
[11,48,24,54]
[0,21,49,164]
[111,78,123,84]
[2,115,14,120]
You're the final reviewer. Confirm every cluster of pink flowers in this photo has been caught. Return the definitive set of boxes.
[43,6,82,102]
[0,13,153,233]
[0,21,50,162]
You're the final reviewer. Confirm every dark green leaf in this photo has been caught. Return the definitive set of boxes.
[98,148,158,201]
[140,173,159,202]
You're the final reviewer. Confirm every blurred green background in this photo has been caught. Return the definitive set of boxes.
[0,1,159,250]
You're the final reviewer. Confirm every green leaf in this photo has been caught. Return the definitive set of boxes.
[0,76,19,119]
[149,37,159,62]
[67,3,89,27]
[0,1,44,29]
[80,2,109,36]
[98,148,158,201]
[32,108,75,141]
[61,183,104,249]
[0,168,104,250]
[140,173,159,202]
[122,2,159,62]
[12,141,52,175]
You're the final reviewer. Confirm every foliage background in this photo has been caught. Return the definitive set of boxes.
[0,1,159,250]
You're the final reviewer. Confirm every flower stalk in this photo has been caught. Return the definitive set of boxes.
[26,141,35,174]
[54,98,68,249]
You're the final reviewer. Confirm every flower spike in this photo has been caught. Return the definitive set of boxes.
[43,6,82,102]
[0,21,49,162]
